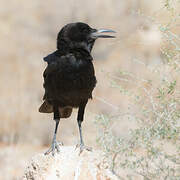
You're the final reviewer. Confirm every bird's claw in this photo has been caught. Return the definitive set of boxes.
[75,143,92,155]
[45,141,63,156]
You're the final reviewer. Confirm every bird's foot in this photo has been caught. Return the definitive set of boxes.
[75,143,92,155]
[44,140,63,156]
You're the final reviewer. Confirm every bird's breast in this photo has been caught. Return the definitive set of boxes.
[43,55,97,107]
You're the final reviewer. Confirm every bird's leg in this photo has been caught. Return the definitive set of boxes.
[76,101,92,154]
[45,107,63,156]
[78,120,84,146]
[45,120,62,156]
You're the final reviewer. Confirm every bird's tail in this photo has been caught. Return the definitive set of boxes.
[39,101,72,118]
[39,100,53,113]
[59,106,72,118]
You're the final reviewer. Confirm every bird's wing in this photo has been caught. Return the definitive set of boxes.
[42,52,63,97]
[39,52,60,114]
[41,52,74,103]
[40,52,74,117]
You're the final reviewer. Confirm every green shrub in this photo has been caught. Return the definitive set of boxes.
[95,1,180,179]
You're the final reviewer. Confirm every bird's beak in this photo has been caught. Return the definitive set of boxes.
[91,29,116,39]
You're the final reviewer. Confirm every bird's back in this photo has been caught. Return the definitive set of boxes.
[43,50,97,108]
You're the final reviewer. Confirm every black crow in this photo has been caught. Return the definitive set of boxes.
[39,22,115,155]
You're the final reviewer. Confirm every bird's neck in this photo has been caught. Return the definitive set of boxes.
[57,39,94,60]
[57,41,93,61]
[70,48,93,61]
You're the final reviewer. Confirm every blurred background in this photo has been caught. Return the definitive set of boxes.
[0,0,179,179]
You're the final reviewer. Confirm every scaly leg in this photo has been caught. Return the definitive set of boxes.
[45,107,63,156]
[76,101,92,154]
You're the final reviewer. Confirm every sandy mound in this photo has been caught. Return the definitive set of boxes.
[23,146,118,180]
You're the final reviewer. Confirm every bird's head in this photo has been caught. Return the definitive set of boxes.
[57,22,115,53]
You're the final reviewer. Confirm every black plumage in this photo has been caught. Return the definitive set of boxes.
[39,22,115,155]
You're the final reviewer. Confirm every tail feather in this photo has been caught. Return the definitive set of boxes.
[58,106,72,118]
[39,101,73,118]
[39,101,53,113]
